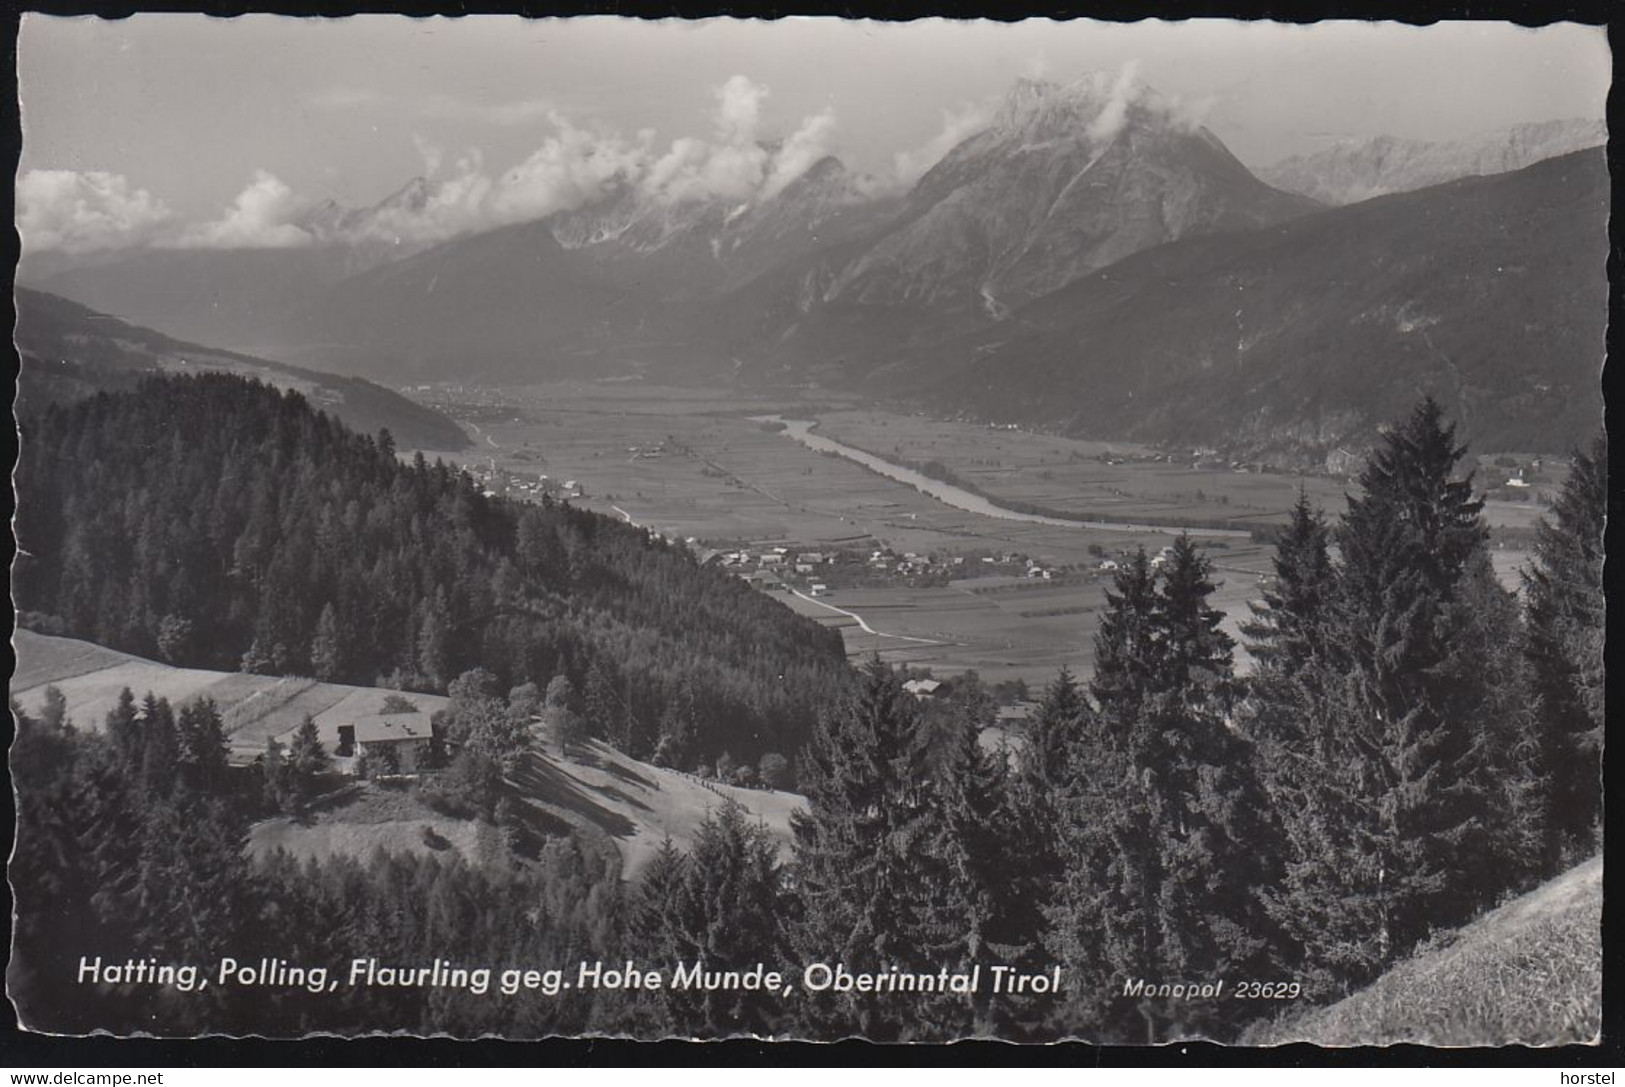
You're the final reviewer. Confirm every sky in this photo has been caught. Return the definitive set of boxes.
[15,15,1610,254]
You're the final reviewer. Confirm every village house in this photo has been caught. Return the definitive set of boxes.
[903,677,950,700]
[338,711,437,775]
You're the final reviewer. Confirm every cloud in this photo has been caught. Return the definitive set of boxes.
[488,114,651,225]
[423,94,555,127]
[714,75,769,145]
[178,170,314,248]
[412,133,444,178]
[891,101,995,189]
[1086,59,1142,144]
[17,169,173,253]
[1161,91,1218,133]
[39,75,850,255]
[640,75,838,206]
[759,107,838,201]
[349,150,494,245]
[309,86,556,127]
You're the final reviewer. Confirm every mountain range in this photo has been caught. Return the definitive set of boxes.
[890,148,1607,465]
[1258,118,1606,205]
[18,76,1607,459]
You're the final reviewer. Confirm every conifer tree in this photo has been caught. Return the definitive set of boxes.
[1330,396,1496,957]
[138,694,181,797]
[176,697,230,795]
[310,603,343,681]
[1049,544,1270,1040]
[1524,435,1605,858]
[1241,491,1335,677]
[665,801,786,1036]
[104,687,141,771]
[290,714,330,777]
[790,657,938,1040]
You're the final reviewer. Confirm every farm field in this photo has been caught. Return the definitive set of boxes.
[12,629,451,760]
[811,409,1557,534]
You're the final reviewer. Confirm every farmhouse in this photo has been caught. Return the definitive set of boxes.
[903,677,950,700]
[338,711,436,775]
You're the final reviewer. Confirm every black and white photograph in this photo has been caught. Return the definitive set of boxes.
[6,14,1609,1046]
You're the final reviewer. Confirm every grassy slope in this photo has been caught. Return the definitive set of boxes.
[1252,855,1602,1046]
[14,630,802,881]
[12,629,450,760]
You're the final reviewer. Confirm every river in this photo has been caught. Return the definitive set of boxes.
[753,416,1252,539]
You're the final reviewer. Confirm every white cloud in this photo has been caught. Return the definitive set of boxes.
[17,169,173,253]
[760,107,838,201]
[351,150,494,245]
[891,101,995,189]
[489,115,651,225]
[412,133,444,178]
[308,86,555,127]
[714,75,769,145]
[1086,59,1142,144]
[641,75,838,206]
[178,170,314,248]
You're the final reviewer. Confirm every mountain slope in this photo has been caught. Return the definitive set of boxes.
[283,155,901,381]
[823,77,1317,316]
[1259,118,1606,205]
[894,148,1606,463]
[715,75,1320,384]
[24,245,363,355]
[13,287,470,450]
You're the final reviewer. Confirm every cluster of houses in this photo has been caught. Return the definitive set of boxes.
[1096,544,1177,573]
[721,542,1082,595]
[466,459,583,503]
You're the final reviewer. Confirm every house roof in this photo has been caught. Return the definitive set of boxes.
[903,678,944,695]
[350,711,434,744]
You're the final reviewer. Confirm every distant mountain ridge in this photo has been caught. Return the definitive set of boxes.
[13,287,471,451]
[889,148,1607,463]
[1259,118,1606,205]
[814,76,1317,317]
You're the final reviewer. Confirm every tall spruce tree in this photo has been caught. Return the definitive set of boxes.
[1242,491,1335,678]
[665,801,786,1036]
[1524,435,1606,859]
[1048,544,1272,1041]
[1243,494,1368,993]
[1328,396,1500,960]
[789,656,939,1041]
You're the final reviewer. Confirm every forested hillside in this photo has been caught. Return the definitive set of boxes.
[13,373,848,766]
